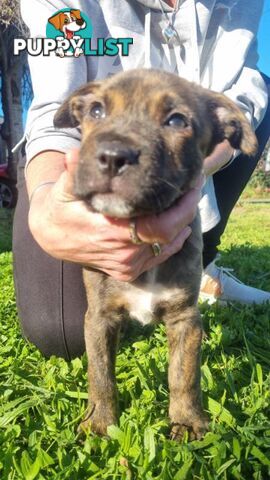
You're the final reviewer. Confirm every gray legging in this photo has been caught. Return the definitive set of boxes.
[13,75,270,360]
[13,169,86,359]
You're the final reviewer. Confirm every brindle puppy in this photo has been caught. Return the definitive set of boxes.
[54,69,257,440]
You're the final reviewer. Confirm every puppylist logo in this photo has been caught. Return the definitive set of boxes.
[14,8,133,57]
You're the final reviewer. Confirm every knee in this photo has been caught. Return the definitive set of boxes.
[18,307,85,360]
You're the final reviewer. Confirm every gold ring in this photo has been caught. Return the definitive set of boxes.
[129,219,143,245]
[151,242,162,257]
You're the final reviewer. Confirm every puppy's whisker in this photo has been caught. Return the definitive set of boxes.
[155,177,183,194]
[153,189,163,212]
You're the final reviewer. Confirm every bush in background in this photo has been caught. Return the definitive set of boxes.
[249,143,270,193]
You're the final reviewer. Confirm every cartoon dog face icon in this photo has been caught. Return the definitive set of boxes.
[48,9,86,39]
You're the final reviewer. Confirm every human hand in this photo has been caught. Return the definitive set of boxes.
[28,149,204,282]
[203,140,234,176]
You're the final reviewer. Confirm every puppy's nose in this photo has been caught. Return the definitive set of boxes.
[96,144,140,176]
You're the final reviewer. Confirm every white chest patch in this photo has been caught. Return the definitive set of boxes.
[122,269,179,325]
[128,289,155,325]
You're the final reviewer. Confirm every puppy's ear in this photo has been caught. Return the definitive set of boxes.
[70,9,81,19]
[54,82,101,128]
[48,12,65,31]
[206,91,258,156]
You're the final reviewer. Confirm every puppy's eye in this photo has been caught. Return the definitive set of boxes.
[64,18,69,24]
[164,113,188,128]
[90,103,106,119]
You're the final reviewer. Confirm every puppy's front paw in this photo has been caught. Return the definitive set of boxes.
[55,48,65,57]
[74,48,84,57]
[78,403,118,437]
[170,414,209,441]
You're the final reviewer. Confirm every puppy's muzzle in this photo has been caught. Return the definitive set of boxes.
[96,141,140,177]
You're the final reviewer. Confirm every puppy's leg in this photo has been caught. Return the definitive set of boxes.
[80,308,121,436]
[165,307,208,441]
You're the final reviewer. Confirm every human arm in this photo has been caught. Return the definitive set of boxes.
[199,0,267,182]
[223,38,268,130]
[202,0,267,129]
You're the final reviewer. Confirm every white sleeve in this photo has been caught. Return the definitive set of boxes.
[224,39,268,130]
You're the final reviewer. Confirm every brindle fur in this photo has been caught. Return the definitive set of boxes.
[54,69,257,440]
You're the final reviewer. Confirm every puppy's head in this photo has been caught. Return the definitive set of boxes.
[48,10,85,37]
[54,69,257,218]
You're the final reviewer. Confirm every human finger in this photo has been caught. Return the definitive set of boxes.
[136,185,201,245]
[140,225,192,273]
[101,225,192,282]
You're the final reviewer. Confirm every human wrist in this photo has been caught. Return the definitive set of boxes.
[26,150,66,198]
[29,181,56,206]
[28,182,56,243]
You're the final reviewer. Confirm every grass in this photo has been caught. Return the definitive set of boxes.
[0,202,270,480]
[240,185,270,201]
[0,209,13,254]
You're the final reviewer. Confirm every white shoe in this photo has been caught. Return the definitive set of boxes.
[200,257,270,305]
